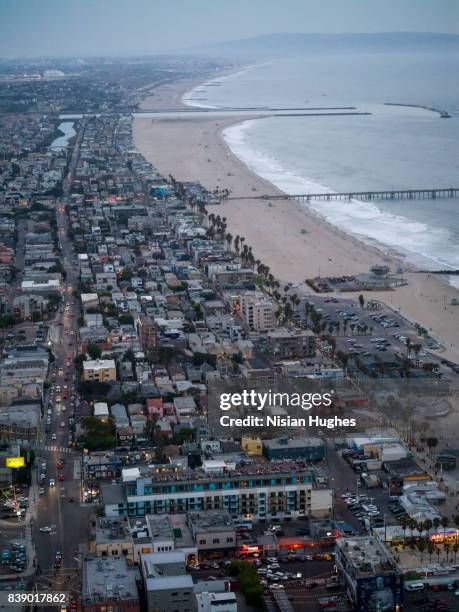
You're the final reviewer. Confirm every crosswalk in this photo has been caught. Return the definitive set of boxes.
[41,445,73,454]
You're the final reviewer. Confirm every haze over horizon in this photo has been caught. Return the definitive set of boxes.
[1,0,458,58]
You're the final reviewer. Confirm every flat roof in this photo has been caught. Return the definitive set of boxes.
[84,359,116,371]
[188,510,234,532]
[264,437,323,450]
[146,575,193,591]
[145,514,173,542]
[336,536,399,577]
[100,483,126,506]
[82,557,139,603]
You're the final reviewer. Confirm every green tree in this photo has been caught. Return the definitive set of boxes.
[118,314,134,325]
[174,428,193,445]
[78,417,116,451]
[416,538,426,562]
[119,269,133,282]
[87,343,102,360]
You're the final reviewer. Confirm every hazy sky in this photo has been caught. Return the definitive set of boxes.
[1,0,458,57]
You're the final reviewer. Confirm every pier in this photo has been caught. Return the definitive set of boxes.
[228,188,459,203]
[384,102,451,118]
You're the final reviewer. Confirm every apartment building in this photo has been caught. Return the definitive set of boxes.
[135,313,159,360]
[239,291,276,333]
[102,460,333,522]
[335,536,403,612]
[267,328,316,358]
[83,359,117,382]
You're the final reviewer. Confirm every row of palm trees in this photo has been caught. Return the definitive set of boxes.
[398,515,459,564]
[176,181,378,336]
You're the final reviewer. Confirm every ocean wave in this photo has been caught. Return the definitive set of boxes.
[222,120,459,274]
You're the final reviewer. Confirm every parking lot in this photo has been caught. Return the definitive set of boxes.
[289,291,456,382]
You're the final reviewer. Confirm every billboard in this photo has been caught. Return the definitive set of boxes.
[6,457,25,468]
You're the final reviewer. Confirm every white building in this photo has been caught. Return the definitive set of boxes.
[239,292,276,333]
[196,592,237,612]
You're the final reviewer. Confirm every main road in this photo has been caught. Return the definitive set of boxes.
[31,121,91,604]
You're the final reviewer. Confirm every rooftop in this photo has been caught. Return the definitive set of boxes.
[145,514,173,543]
[145,574,193,592]
[188,510,234,534]
[82,557,139,604]
[263,436,324,450]
[121,458,314,484]
[336,536,399,577]
[96,517,130,545]
[83,358,116,371]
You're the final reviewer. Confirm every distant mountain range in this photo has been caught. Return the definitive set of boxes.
[185,32,459,59]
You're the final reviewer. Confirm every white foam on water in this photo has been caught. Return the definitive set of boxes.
[223,119,459,277]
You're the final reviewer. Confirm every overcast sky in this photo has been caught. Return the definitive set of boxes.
[1,0,458,57]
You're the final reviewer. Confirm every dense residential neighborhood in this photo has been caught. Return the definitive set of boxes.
[0,58,458,612]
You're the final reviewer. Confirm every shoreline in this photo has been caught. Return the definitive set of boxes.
[133,74,459,361]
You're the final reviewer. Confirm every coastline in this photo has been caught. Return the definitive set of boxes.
[133,75,459,360]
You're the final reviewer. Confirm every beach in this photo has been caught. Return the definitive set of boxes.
[134,79,459,360]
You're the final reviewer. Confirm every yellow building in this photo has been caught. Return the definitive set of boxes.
[83,359,117,382]
[241,436,263,456]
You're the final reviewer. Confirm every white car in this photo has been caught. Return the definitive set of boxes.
[268,563,280,570]
[40,526,52,533]
[49,479,55,487]
[51,433,57,440]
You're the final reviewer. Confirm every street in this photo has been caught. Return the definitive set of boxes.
[27,123,92,602]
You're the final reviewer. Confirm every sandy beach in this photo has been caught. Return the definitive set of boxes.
[134,78,459,360]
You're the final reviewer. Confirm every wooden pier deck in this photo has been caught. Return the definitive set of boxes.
[228,188,459,203]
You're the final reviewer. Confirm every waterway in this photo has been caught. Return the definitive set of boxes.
[49,121,76,152]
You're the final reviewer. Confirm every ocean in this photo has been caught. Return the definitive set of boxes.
[183,52,459,284]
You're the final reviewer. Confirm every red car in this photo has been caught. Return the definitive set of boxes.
[58,474,65,481]
[57,461,64,469]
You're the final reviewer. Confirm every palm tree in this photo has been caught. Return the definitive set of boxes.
[441,516,449,542]
[424,519,433,538]
[406,337,412,357]
[400,516,409,540]
[435,544,442,563]
[427,541,435,563]
[416,538,427,563]
[452,541,459,563]
[433,517,441,536]
[234,235,240,253]
[426,437,439,457]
